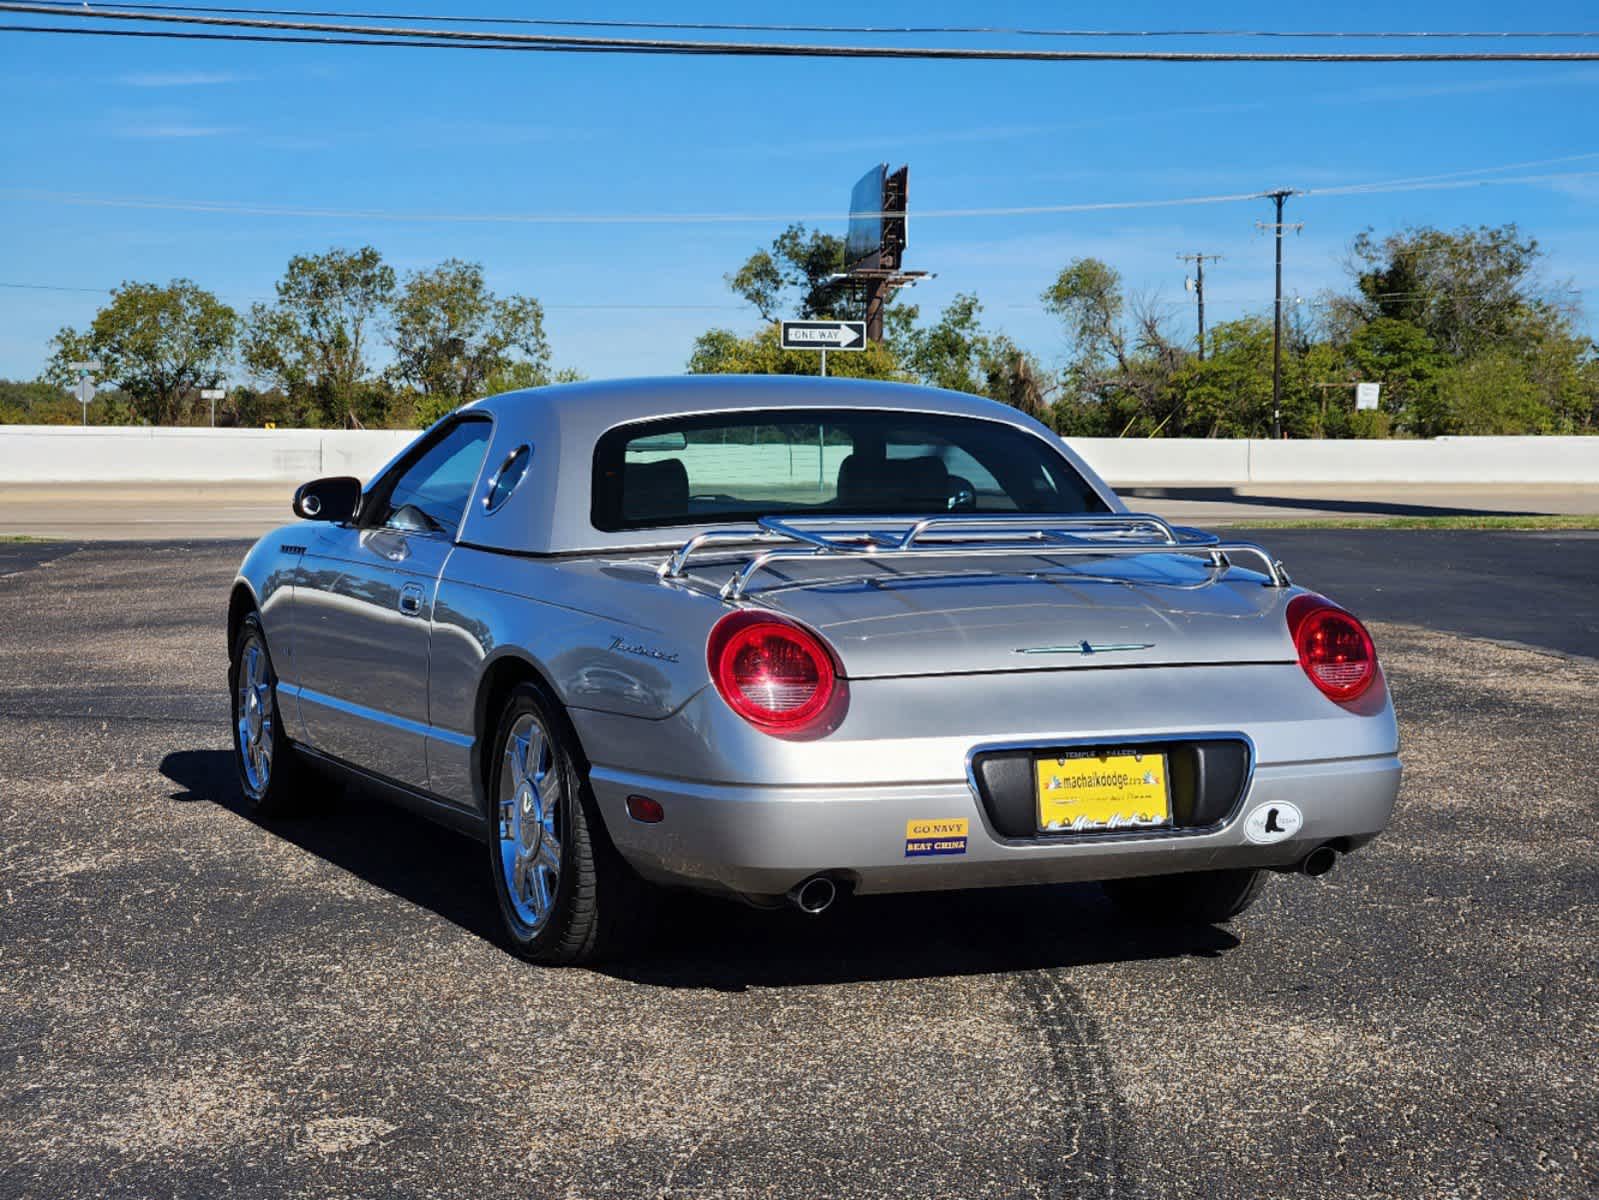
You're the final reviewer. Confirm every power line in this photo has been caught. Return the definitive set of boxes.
[0,282,110,294]
[0,184,1271,223]
[0,281,747,311]
[8,4,1599,61]
[20,1,1599,40]
[1301,150,1599,194]
[6,161,1599,227]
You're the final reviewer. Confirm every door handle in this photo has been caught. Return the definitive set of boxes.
[397,583,425,617]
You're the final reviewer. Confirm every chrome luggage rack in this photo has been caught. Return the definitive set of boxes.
[658,512,1291,601]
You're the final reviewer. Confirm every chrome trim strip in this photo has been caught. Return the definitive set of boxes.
[280,683,475,748]
[962,729,1259,849]
[1014,641,1158,656]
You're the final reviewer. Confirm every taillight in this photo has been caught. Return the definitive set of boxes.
[1287,594,1378,702]
[707,611,840,733]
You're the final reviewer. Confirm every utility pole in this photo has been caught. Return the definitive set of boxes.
[1258,190,1301,440]
[1177,253,1221,360]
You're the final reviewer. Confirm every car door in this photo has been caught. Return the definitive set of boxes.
[290,416,493,791]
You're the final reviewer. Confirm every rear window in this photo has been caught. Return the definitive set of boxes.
[591,408,1106,531]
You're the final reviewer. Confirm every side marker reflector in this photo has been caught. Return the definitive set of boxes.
[626,794,665,823]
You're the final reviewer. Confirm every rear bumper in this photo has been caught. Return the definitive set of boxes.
[589,752,1401,900]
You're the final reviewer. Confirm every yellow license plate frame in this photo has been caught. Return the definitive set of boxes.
[1035,749,1172,834]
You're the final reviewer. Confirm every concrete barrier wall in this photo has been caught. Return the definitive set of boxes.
[0,425,416,483]
[1066,438,1253,485]
[1069,435,1599,485]
[0,425,1594,485]
[1242,436,1599,485]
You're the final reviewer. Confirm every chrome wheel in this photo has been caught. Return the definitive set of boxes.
[498,712,563,933]
[235,633,275,800]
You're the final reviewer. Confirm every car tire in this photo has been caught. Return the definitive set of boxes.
[1102,868,1268,926]
[229,611,310,819]
[486,683,645,965]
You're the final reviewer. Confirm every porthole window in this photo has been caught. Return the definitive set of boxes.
[483,444,532,514]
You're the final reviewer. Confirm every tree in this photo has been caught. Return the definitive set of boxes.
[687,323,900,379]
[0,378,79,425]
[1435,351,1554,436]
[1042,260,1185,435]
[483,362,586,395]
[890,293,1054,417]
[1337,224,1566,359]
[1042,258,1128,375]
[984,347,1054,420]
[727,224,851,320]
[1319,224,1597,436]
[242,246,395,428]
[1168,318,1276,438]
[893,294,990,394]
[45,280,237,425]
[1340,317,1445,436]
[388,260,550,424]
[1526,329,1599,434]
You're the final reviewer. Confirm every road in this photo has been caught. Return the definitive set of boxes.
[4,481,1599,539]
[1250,528,1599,660]
[1,539,1595,1199]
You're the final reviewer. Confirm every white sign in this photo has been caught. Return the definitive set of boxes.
[200,388,226,400]
[69,360,101,406]
[1355,382,1381,411]
[780,320,867,351]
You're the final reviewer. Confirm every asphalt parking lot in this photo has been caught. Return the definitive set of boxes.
[2,536,1596,1199]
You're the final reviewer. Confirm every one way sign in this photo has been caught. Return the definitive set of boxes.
[780,320,867,351]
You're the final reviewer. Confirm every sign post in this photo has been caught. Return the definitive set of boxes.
[200,387,226,427]
[780,320,867,377]
[69,360,102,427]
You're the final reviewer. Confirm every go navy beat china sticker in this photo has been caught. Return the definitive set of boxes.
[905,818,968,857]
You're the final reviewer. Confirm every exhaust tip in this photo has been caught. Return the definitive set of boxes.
[788,875,837,916]
[1300,845,1338,878]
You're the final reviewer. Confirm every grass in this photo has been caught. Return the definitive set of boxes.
[1228,514,1599,531]
[0,534,53,543]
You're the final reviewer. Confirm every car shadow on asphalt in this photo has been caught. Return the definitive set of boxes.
[161,748,1240,991]
[161,747,504,945]
[603,887,1239,991]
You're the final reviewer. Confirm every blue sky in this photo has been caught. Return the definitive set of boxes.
[2,1,1598,383]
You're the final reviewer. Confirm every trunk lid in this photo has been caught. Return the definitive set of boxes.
[697,551,1298,678]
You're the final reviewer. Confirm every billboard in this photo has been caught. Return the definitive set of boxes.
[846,163,887,272]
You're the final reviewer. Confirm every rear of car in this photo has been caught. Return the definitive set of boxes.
[570,398,1400,915]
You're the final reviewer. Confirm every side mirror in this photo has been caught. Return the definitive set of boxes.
[293,476,362,523]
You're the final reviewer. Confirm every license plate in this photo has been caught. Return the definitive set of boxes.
[1035,749,1172,833]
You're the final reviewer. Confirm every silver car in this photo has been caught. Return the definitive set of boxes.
[230,376,1400,964]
